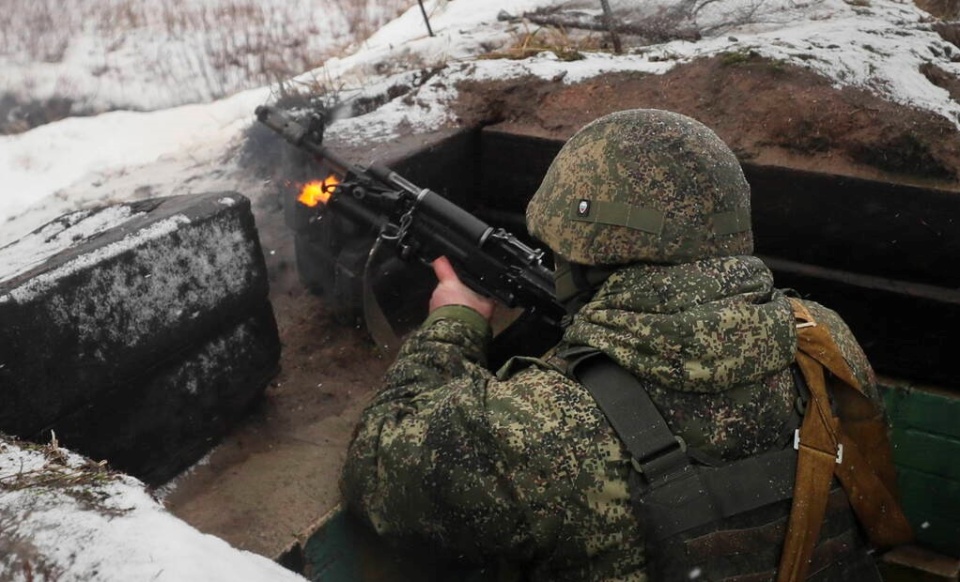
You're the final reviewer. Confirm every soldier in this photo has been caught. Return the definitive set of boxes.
[340,109,908,580]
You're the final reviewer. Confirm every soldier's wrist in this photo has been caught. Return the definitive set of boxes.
[423,304,491,336]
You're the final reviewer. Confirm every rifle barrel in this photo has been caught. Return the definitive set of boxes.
[255,105,357,177]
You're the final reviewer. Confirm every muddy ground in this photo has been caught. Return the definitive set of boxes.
[162,47,960,561]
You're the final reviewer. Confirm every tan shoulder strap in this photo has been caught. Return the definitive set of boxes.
[777,299,912,582]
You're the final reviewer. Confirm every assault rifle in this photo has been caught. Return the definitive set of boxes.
[255,105,564,366]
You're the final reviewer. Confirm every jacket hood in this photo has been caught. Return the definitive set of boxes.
[561,256,796,392]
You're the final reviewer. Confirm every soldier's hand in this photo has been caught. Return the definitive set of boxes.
[429,256,495,322]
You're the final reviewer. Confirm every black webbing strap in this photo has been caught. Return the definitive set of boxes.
[567,349,800,542]
[567,350,690,486]
[642,448,797,541]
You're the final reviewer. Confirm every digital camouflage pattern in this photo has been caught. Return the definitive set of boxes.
[555,256,798,458]
[340,256,880,581]
[526,109,753,266]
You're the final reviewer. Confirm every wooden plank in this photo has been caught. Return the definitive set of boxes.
[479,127,562,213]
[762,255,960,388]
[373,126,960,386]
[881,545,960,582]
[885,384,960,440]
[301,509,363,582]
[389,130,480,210]
[890,429,960,482]
[896,467,960,557]
[479,126,960,290]
[882,383,960,557]
[299,507,480,581]
[744,165,960,289]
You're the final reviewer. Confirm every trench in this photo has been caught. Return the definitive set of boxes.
[299,124,960,388]
[276,123,960,579]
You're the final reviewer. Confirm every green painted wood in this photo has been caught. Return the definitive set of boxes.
[879,385,960,557]
[301,510,363,581]
[884,385,960,440]
[896,468,960,557]
[301,384,960,578]
[882,386,960,557]
[890,428,960,482]
[300,508,500,581]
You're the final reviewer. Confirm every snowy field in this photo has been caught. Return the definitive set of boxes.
[0,0,411,112]
[1,0,958,252]
[1,0,958,579]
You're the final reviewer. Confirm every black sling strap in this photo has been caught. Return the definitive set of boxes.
[565,349,798,542]
[568,349,691,486]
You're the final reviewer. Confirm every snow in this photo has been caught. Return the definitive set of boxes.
[0,204,143,283]
[0,88,269,238]
[0,0,957,578]
[0,439,307,582]
[0,214,190,303]
[0,0,407,112]
[1,0,957,250]
[1,195,266,374]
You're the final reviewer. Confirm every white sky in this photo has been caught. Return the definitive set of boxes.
[0,0,958,578]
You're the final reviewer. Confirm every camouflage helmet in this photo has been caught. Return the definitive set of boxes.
[526,109,753,266]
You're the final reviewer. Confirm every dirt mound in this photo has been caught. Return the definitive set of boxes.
[454,54,960,190]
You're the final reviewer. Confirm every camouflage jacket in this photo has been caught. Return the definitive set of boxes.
[340,256,877,581]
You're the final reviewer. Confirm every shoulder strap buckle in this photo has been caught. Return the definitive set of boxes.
[793,429,843,464]
[631,435,690,485]
[563,348,694,488]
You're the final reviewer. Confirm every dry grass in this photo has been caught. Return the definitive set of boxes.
[488,0,832,60]
[915,0,960,18]
[483,23,608,61]
[0,435,122,580]
[0,0,414,106]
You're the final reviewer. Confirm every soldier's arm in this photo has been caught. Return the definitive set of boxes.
[340,265,532,562]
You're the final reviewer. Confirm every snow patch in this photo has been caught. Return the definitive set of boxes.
[20,212,259,354]
[0,439,307,582]
[0,205,143,283]
[0,214,191,305]
[0,87,269,228]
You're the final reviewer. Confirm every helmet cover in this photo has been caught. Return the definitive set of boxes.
[526,109,753,265]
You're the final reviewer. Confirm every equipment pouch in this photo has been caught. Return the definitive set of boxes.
[636,450,880,582]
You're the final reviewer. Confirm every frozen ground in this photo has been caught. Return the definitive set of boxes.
[0,437,308,581]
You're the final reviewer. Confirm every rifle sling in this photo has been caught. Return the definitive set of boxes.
[362,237,402,356]
[569,351,687,485]
[777,348,841,582]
